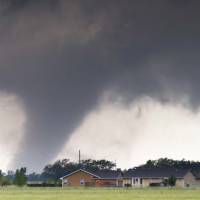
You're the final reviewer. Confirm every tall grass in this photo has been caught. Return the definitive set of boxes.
[0,187,199,200]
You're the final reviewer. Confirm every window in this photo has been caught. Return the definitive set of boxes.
[133,178,139,184]
[80,179,85,185]
[64,179,68,185]
[140,179,143,185]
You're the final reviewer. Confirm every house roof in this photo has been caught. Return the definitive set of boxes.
[193,172,200,179]
[123,168,190,179]
[89,169,122,179]
[60,169,122,180]
[196,176,200,179]
[60,169,100,179]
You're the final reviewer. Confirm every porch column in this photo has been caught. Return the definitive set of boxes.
[132,178,134,187]
[61,179,64,188]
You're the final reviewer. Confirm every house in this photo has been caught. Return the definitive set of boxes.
[60,169,123,187]
[123,167,198,188]
[27,181,45,187]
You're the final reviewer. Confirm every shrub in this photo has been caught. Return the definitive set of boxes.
[168,175,177,187]
[124,183,132,187]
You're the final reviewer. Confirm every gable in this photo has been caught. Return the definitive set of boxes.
[184,171,197,183]
[60,169,100,180]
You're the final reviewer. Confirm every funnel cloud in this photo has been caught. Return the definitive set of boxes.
[0,0,200,171]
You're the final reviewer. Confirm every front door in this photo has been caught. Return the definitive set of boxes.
[132,178,142,187]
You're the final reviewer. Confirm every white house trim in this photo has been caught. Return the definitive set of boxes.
[60,169,101,180]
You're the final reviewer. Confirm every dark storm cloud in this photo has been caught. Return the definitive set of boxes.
[0,0,200,171]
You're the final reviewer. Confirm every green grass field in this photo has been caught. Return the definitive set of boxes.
[0,187,200,200]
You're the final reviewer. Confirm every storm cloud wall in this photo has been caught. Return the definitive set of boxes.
[0,0,199,171]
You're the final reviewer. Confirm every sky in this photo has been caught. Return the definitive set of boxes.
[0,0,200,172]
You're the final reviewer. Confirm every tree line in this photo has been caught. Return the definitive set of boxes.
[136,158,200,174]
[1,157,200,186]
[0,159,116,186]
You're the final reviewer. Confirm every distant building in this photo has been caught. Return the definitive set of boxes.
[27,181,45,187]
[123,168,198,188]
[60,169,123,187]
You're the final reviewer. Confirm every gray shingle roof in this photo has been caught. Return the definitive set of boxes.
[89,170,122,179]
[193,172,200,179]
[123,168,190,178]
[60,169,122,180]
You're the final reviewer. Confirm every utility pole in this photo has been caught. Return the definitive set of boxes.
[115,160,117,170]
[79,150,81,164]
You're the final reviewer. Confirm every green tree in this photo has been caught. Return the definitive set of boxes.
[14,167,27,186]
[42,159,117,181]
[0,176,12,186]
[168,175,177,186]
[81,159,116,170]
[137,158,200,175]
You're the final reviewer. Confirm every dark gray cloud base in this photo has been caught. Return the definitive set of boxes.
[0,0,200,171]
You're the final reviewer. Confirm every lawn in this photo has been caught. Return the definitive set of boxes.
[0,187,200,200]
